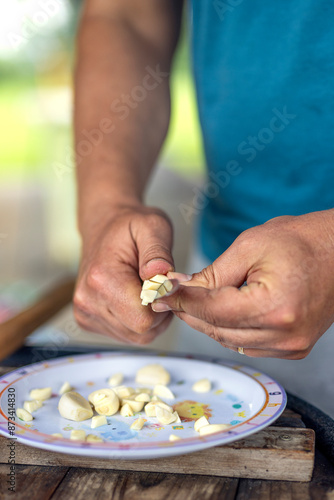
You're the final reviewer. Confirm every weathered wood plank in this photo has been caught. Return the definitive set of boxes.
[236,450,334,500]
[0,426,315,482]
[0,464,68,500]
[51,469,239,500]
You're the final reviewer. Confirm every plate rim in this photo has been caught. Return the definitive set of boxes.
[0,350,287,458]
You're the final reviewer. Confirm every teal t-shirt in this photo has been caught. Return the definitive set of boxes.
[190,0,334,261]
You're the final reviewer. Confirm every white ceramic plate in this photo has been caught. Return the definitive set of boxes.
[0,352,286,459]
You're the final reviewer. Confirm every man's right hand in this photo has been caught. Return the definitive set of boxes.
[73,204,175,344]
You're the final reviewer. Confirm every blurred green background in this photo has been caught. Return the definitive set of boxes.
[0,0,204,182]
[0,0,204,290]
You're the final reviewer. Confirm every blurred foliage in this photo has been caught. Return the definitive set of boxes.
[0,2,204,181]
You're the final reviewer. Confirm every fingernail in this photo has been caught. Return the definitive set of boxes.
[167,272,192,282]
[152,303,171,312]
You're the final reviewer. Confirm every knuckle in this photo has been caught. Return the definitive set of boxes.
[142,243,171,263]
[73,310,90,331]
[147,208,172,228]
[134,316,155,335]
[73,291,90,316]
[270,305,301,329]
[194,265,217,288]
[286,347,311,360]
[86,265,105,290]
[286,336,311,356]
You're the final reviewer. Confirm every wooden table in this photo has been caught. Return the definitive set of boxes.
[1,347,334,499]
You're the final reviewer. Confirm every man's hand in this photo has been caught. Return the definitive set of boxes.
[74,205,175,344]
[153,211,334,359]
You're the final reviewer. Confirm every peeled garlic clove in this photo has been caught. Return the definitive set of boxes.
[155,401,174,413]
[140,275,173,305]
[122,398,144,413]
[172,411,181,423]
[16,408,33,422]
[120,403,134,417]
[153,384,175,399]
[91,415,107,429]
[135,387,152,395]
[150,274,169,284]
[29,387,52,401]
[88,388,119,416]
[112,386,135,399]
[199,424,231,436]
[169,434,181,442]
[136,364,171,386]
[156,405,177,425]
[107,373,124,387]
[194,416,210,432]
[151,395,162,402]
[135,393,151,402]
[130,417,145,430]
[144,402,157,417]
[140,289,158,305]
[163,280,173,292]
[59,381,72,395]
[23,400,43,413]
[86,434,104,443]
[192,378,212,393]
[58,391,93,422]
[70,430,86,441]
[142,280,161,291]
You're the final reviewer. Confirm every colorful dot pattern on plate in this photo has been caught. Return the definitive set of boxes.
[0,352,286,460]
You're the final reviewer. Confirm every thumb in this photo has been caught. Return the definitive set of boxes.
[183,238,253,289]
[137,217,174,280]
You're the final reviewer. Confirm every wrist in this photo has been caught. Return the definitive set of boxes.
[78,197,143,246]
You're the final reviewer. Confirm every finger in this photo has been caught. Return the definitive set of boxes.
[135,215,174,280]
[175,312,304,359]
[174,311,282,349]
[224,346,305,359]
[75,301,173,345]
[183,233,256,289]
[153,282,277,329]
[107,266,173,333]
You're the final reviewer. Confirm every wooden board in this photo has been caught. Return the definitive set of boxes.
[0,424,314,482]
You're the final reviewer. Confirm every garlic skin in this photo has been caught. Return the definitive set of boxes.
[58,391,93,422]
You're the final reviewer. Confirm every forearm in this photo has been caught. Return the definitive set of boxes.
[74,13,177,241]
